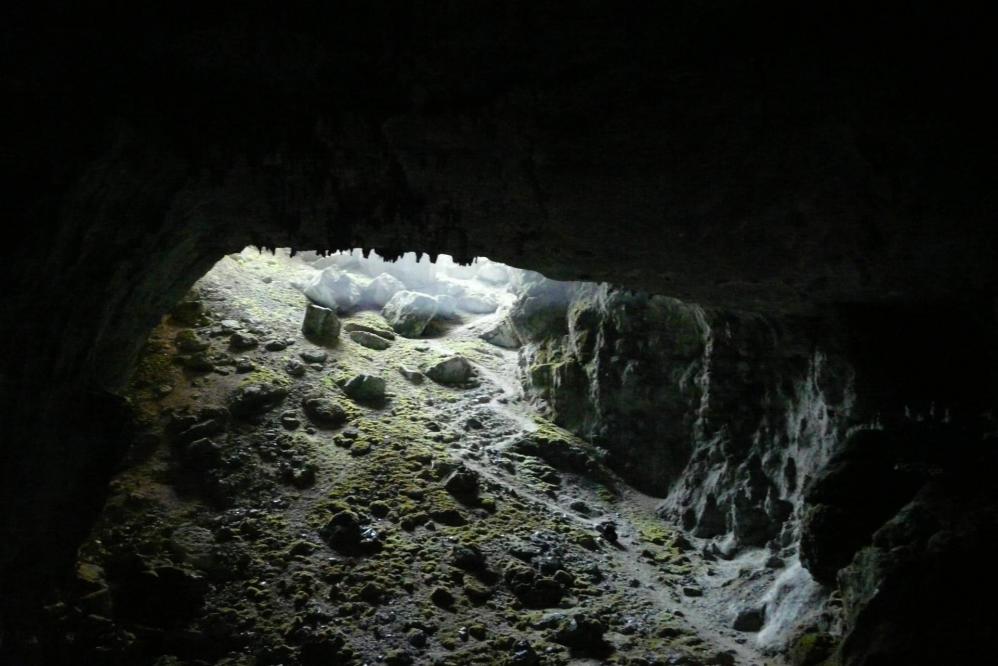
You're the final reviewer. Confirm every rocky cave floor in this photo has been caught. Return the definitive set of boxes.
[41,252,788,666]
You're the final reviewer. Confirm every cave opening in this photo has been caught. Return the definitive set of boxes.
[18,242,998,666]
[4,4,998,665]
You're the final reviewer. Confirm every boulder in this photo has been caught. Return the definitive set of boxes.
[349,330,391,350]
[434,294,458,319]
[302,303,341,344]
[426,355,474,384]
[458,293,498,314]
[343,374,386,403]
[481,316,521,349]
[382,291,438,337]
[302,395,350,426]
[302,267,361,312]
[476,261,509,285]
[362,273,406,307]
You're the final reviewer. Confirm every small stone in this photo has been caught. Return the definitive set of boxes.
[451,544,486,571]
[234,357,255,373]
[399,366,425,384]
[182,352,214,371]
[430,586,455,609]
[175,329,209,352]
[597,521,618,543]
[300,349,328,364]
[509,640,540,666]
[682,586,702,597]
[406,628,427,648]
[280,411,301,430]
[302,395,349,426]
[359,582,385,604]
[349,330,391,350]
[285,359,307,377]
[229,331,258,349]
[264,339,289,351]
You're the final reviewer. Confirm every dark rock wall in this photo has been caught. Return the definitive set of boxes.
[513,277,857,545]
[513,278,998,663]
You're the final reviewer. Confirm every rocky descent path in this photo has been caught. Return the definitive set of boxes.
[43,251,781,666]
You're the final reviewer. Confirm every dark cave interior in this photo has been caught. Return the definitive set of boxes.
[2,2,997,665]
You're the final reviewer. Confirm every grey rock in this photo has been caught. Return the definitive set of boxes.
[398,365,425,384]
[362,273,406,307]
[425,355,473,384]
[285,359,307,377]
[434,294,458,319]
[480,316,521,349]
[299,349,328,364]
[458,292,498,314]
[264,338,289,351]
[302,395,349,426]
[302,267,361,312]
[343,374,386,403]
[229,331,258,350]
[349,330,391,350]
[382,291,438,337]
[343,322,396,340]
[301,303,341,344]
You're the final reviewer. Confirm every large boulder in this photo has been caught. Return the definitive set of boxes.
[302,267,361,312]
[426,355,474,384]
[302,303,341,344]
[458,292,498,314]
[382,291,438,337]
[476,261,509,285]
[362,273,406,307]
[343,374,386,403]
[434,294,458,320]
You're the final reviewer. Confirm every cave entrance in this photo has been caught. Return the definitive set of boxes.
[45,245,850,665]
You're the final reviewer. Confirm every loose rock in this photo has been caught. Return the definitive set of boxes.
[349,330,391,350]
[301,304,341,344]
[426,356,473,384]
[382,291,438,337]
[343,374,386,403]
